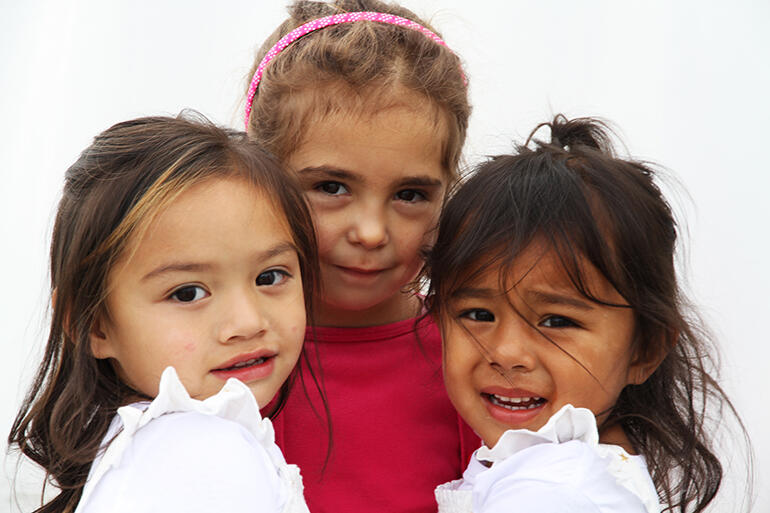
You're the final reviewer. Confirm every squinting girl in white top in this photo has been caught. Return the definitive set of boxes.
[425,116,748,513]
[8,115,320,513]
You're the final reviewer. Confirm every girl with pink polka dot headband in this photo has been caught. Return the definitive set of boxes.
[241,2,475,513]
[244,11,465,127]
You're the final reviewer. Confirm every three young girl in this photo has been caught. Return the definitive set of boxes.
[8,2,746,513]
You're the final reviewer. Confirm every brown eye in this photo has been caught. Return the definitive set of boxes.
[317,182,348,195]
[540,315,578,328]
[170,285,206,302]
[461,309,495,322]
[395,189,427,202]
[256,269,290,286]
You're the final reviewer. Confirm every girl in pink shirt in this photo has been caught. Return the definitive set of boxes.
[243,1,478,512]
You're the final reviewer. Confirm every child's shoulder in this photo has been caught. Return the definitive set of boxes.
[75,368,300,513]
[437,406,660,513]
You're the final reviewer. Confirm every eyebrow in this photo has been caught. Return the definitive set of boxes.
[524,290,595,311]
[297,165,443,188]
[451,287,595,311]
[451,287,499,299]
[141,242,296,282]
[297,165,358,182]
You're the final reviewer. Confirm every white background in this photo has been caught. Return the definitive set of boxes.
[1,1,767,511]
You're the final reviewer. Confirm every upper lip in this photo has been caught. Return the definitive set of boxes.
[212,349,276,371]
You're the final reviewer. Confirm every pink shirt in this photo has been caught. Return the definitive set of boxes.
[272,315,480,513]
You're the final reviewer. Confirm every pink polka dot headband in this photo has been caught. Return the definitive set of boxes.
[244,11,465,128]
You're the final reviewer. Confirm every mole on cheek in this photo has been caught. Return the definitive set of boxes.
[184,342,196,352]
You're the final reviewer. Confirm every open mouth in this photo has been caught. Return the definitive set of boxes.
[484,393,547,411]
[211,352,277,382]
[214,356,271,372]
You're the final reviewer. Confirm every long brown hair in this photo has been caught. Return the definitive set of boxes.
[425,116,751,512]
[7,113,320,513]
[244,0,470,179]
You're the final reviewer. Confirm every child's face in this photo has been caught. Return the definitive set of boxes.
[91,177,306,405]
[441,242,644,448]
[287,104,447,326]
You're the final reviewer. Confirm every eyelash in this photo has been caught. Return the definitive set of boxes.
[315,181,348,196]
[459,308,495,322]
[169,285,208,303]
[540,315,580,329]
[256,269,291,286]
[395,189,428,203]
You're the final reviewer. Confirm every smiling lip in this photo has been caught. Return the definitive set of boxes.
[334,265,389,282]
[210,350,277,383]
[481,386,547,427]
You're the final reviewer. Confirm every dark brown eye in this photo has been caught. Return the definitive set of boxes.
[171,285,206,302]
[256,270,290,286]
[395,189,426,202]
[317,182,347,195]
[461,309,495,322]
[541,316,577,328]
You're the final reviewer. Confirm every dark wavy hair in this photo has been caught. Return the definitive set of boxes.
[424,115,750,512]
[8,114,321,513]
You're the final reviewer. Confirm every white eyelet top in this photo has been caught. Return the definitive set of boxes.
[435,405,662,513]
[74,367,309,513]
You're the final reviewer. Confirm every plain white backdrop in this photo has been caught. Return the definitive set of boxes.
[1,1,768,511]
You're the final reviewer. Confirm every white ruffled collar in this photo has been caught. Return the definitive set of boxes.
[477,404,599,464]
[473,404,661,513]
[79,367,288,510]
[115,366,277,450]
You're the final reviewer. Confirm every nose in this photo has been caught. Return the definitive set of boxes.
[217,288,267,344]
[347,201,389,249]
[486,315,538,373]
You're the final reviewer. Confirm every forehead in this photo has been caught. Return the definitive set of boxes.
[451,241,622,304]
[288,85,450,165]
[287,101,449,182]
[116,177,292,271]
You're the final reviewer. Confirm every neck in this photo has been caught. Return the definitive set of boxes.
[314,292,422,328]
[599,423,637,455]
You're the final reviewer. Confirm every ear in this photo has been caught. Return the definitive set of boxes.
[89,314,117,360]
[627,329,675,385]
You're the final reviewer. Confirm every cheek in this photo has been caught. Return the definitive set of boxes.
[393,223,435,258]
[308,214,337,257]
[442,329,473,378]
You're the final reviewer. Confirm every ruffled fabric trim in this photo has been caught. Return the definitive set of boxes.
[476,404,599,463]
[79,367,307,513]
[437,405,660,513]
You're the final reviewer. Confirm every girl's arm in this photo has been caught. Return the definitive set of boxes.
[473,441,648,513]
[76,411,286,513]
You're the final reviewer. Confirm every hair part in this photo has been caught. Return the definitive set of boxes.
[8,113,321,513]
[245,0,469,179]
[425,115,751,512]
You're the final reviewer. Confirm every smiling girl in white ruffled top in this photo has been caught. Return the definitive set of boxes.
[9,114,321,513]
[425,116,749,513]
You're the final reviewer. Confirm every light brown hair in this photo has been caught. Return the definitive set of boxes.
[8,114,319,513]
[245,0,470,178]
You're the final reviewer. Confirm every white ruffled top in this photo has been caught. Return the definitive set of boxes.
[435,405,661,513]
[74,367,308,513]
